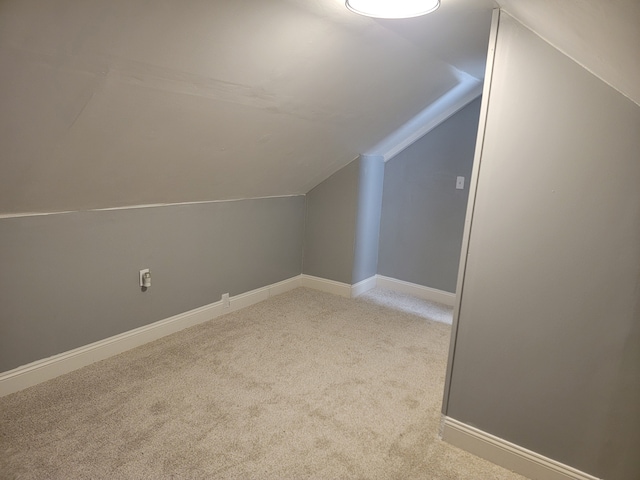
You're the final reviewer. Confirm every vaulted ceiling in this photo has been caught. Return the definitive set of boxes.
[1,0,637,215]
[0,0,494,214]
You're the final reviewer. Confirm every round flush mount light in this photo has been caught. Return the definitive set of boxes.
[345,0,440,19]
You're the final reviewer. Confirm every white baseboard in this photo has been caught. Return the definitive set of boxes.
[1,274,451,397]
[227,276,301,312]
[351,275,377,297]
[376,275,456,306]
[0,276,301,398]
[442,417,601,480]
[300,274,352,298]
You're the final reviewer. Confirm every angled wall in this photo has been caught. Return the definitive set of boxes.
[303,155,384,286]
[0,197,305,372]
[378,98,481,293]
[444,12,640,480]
[303,160,360,284]
[352,155,385,284]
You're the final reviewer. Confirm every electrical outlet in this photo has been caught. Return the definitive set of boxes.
[139,268,151,287]
[222,293,230,308]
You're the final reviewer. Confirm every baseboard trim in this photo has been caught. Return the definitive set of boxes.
[1,274,452,397]
[0,276,301,397]
[376,275,455,306]
[442,417,601,480]
[300,274,352,298]
[351,276,377,297]
[228,276,302,312]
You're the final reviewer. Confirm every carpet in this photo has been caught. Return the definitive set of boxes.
[0,288,525,479]
[359,288,454,325]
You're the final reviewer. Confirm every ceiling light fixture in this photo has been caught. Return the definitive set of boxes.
[345,0,440,19]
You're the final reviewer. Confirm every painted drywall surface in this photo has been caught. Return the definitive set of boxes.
[378,98,481,293]
[0,196,304,372]
[303,159,359,284]
[352,155,385,284]
[498,0,640,106]
[445,14,640,480]
[0,0,495,215]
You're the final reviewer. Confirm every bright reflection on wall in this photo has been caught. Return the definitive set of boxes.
[345,0,440,19]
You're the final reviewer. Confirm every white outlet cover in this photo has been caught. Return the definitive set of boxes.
[139,268,150,287]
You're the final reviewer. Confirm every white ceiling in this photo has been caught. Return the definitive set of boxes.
[0,0,637,215]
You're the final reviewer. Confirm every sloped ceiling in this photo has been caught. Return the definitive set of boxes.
[1,0,637,215]
[499,0,640,106]
[0,0,495,214]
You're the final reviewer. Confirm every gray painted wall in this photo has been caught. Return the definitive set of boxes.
[0,196,305,372]
[303,159,359,284]
[445,13,640,480]
[352,155,385,284]
[378,98,481,293]
[303,155,385,285]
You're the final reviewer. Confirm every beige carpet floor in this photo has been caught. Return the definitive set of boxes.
[0,288,526,479]
[359,288,454,325]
